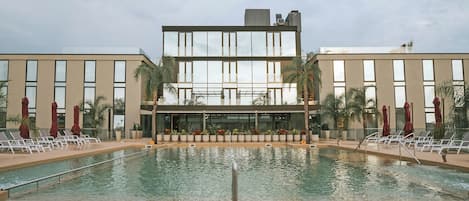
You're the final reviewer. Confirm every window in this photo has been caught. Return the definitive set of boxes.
[178,62,192,82]
[223,89,237,105]
[268,88,282,105]
[193,61,207,83]
[222,32,236,56]
[424,86,435,108]
[252,61,266,83]
[207,32,222,56]
[0,60,7,128]
[113,87,125,128]
[55,61,66,82]
[55,87,66,109]
[237,32,251,56]
[422,60,434,81]
[178,88,192,105]
[0,60,8,81]
[163,32,178,56]
[393,60,405,81]
[365,86,376,108]
[334,87,346,108]
[85,61,96,82]
[454,86,465,107]
[452,60,464,81]
[268,62,281,82]
[114,61,126,82]
[425,113,436,129]
[193,32,207,56]
[223,62,237,83]
[281,32,296,56]
[333,60,345,82]
[207,61,222,83]
[394,86,406,108]
[178,32,193,56]
[237,61,251,83]
[251,32,266,56]
[363,60,375,81]
[83,87,95,109]
[26,60,37,81]
[26,87,36,109]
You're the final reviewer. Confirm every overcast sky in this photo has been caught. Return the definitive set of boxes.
[1,0,469,61]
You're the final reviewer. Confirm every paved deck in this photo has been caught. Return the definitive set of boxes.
[1,138,469,172]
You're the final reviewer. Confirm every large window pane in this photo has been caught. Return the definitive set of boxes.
[365,86,376,108]
[393,60,405,81]
[0,61,8,81]
[193,61,207,83]
[193,32,207,56]
[333,60,345,82]
[178,62,185,82]
[207,32,222,56]
[0,86,7,108]
[422,60,434,81]
[424,86,435,108]
[26,60,37,82]
[114,88,125,115]
[274,32,280,56]
[239,88,252,105]
[55,87,66,109]
[163,32,178,56]
[114,61,126,82]
[26,87,36,108]
[454,86,465,107]
[237,32,251,56]
[84,87,95,109]
[267,32,274,56]
[334,87,345,108]
[363,60,375,81]
[186,32,192,56]
[452,60,464,81]
[237,61,251,83]
[85,61,96,82]
[394,86,406,108]
[113,115,125,129]
[251,32,266,56]
[252,61,266,83]
[186,62,192,82]
[281,32,296,56]
[55,61,66,82]
[207,61,222,83]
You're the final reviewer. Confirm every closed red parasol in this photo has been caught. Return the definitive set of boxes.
[19,97,30,139]
[433,97,442,128]
[71,105,81,136]
[50,102,58,138]
[403,102,414,135]
[382,105,390,136]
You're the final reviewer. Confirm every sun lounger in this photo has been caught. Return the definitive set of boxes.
[0,131,34,154]
[8,130,51,152]
[420,138,453,152]
[435,140,469,154]
[39,129,66,148]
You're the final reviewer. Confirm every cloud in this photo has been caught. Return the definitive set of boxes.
[1,0,469,59]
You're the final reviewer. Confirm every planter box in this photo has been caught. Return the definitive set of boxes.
[217,135,225,142]
[180,135,188,142]
[194,135,201,142]
[187,135,194,142]
[238,135,245,142]
[272,135,279,142]
[321,131,330,140]
[312,134,319,142]
[245,135,251,142]
[229,135,237,142]
[137,131,143,139]
[202,135,209,142]
[258,135,265,142]
[115,131,122,142]
[156,134,162,143]
[163,135,171,142]
[287,134,293,142]
[210,135,217,142]
[293,135,300,142]
[301,134,307,141]
[279,135,286,142]
[251,135,259,142]
[171,135,179,142]
[131,131,137,139]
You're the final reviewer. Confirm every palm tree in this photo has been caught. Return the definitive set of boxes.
[320,93,348,130]
[436,81,469,129]
[134,57,175,142]
[284,53,322,144]
[0,81,7,126]
[346,87,380,138]
[80,96,112,136]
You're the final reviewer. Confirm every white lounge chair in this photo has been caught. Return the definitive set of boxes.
[39,129,66,148]
[57,130,83,146]
[420,138,453,152]
[8,130,50,152]
[0,131,34,154]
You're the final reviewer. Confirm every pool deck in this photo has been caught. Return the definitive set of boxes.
[1,138,469,172]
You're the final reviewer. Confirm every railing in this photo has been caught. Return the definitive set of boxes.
[398,139,421,164]
[0,150,148,198]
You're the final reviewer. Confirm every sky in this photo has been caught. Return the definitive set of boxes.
[1,0,469,61]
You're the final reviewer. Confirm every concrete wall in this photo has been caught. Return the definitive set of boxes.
[316,53,469,130]
[0,54,148,131]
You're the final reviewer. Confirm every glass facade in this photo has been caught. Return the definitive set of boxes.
[0,60,7,128]
[83,61,96,128]
[114,61,126,130]
[164,31,296,57]
[393,60,405,81]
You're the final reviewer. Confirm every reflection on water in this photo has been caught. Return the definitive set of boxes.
[5,147,469,201]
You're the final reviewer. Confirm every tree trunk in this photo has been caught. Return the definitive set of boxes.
[304,83,310,144]
[152,90,158,143]
[362,113,367,141]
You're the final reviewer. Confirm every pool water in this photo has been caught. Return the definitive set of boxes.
[2,147,469,201]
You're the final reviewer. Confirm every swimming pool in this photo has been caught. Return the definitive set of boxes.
[2,146,469,200]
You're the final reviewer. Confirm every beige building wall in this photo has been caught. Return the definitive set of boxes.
[0,54,150,133]
[316,53,469,131]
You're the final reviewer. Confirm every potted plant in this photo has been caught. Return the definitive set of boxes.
[311,124,320,142]
[201,129,209,142]
[252,129,260,142]
[193,129,202,142]
[321,124,330,140]
[182,129,191,142]
[233,129,241,142]
[300,130,307,142]
[278,129,288,142]
[115,127,123,142]
[131,123,140,139]
[272,130,279,142]
[265,130,273,142]
[291,129,299,142]
[171,129,179,142]
[163,128,171,142]
[217,129,225,142]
